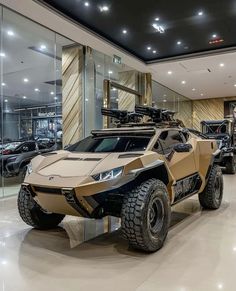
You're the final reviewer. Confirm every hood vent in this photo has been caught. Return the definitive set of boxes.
[64,157,102,161]
[118,153,143,159]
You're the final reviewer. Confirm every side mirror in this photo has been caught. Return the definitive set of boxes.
[174,143,192,153]
[22,146,29,152]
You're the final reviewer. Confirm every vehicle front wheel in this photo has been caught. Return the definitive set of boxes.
[225,156,235,174]
[18,188,65,229]
[199,165,223,209]
[121,178,171,252]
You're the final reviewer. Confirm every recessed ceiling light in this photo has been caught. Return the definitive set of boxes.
[0,52,6,57]
[100,5,109,12]
[40,44,46,50]
[23,96,27,99]
[147,46,151,50]
[122,29,127,34]
[212,34,217,38]
[54,96,58,100]
[181,80,186,84]
[108,70,113,74]
[116,98,119,102]
[153,50,157,54]
[177,41,182,45]
[155,17,160,21]
[34,88,40,92]
[152,24,165,33]
[85,98,89,102]
[84,2,89,6]
[1,82,6,86]
[167,71,172,75]
[23,78,29,83]
[163,99,167,102]
[7,30,14,36]
[112,88,117,91]
[234,84,236,87]
[97,64,101,68]
[198,11,203,16]
[163,94,167,97]
[50,91,54,95]
[200,93,204,96]
[192,88,196,91]
[4,99,8,102]
[219,63,225,67]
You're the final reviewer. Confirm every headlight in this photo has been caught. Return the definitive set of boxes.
[7,156,17,163]
[92,167,123,181]
[27,163,33,175]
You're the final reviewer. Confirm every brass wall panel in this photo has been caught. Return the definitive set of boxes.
[192,96,236,130]
[62,46,83,146]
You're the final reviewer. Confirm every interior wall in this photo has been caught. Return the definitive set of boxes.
[192,96,236,130]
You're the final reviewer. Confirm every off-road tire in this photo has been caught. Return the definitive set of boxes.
[199,165,223,209]
[121,178,171,252]
[18,188,65,229]
[225,156,235,174]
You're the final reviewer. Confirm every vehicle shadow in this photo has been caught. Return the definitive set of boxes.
[19,198,201,254]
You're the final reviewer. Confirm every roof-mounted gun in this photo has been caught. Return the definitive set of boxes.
[135,105,162,123]
[101,108,143,124]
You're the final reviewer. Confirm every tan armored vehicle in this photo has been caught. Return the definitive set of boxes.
[18,106,223,252]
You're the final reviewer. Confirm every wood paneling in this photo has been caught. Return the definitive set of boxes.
[118,70,138,111]
[62,46,83,146]
[192,96,236,130]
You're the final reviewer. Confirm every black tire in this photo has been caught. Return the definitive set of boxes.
[18,188,65,229]
[199,165,223,210]
[225,156,235,174]
[19,165,28,182]
[121,178,171,252]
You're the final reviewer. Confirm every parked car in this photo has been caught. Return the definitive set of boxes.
[18,106,223,252]
[0,140,56,181]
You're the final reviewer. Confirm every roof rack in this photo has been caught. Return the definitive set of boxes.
[101,108,143,124]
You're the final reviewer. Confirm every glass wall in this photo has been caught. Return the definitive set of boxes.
[0,7,77,198]
[84,49,141,135]
[152,80,193,128]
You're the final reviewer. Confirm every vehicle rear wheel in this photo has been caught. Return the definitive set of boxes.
[199,165,223,209]
[18,188,65,229]
[225,156,235,174]
[121,178,171,252]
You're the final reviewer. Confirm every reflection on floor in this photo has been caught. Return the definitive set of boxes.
[0,175,235,291]
[0,176,21,198]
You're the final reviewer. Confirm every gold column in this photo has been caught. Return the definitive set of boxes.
[141,73,152,106]
[62,45,83,147]
[118,70,139,111]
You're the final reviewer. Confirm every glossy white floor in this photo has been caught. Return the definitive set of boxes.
[0,175,236,291]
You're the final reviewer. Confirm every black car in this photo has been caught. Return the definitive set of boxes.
[201,119,236,174]
[0,140,56,181]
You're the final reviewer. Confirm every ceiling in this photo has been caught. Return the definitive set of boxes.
[39,0,236,63]
[149,50,236,99]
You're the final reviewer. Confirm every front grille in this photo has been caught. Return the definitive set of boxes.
[33,186,62,195]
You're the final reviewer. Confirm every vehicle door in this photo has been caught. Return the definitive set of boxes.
[154,129,197,181]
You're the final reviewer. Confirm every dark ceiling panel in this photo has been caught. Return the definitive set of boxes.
[39,0,236,63]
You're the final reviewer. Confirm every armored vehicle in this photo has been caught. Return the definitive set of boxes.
[18,106,223,252]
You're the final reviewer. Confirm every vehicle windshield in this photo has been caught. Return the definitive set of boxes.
[67,136,151,153]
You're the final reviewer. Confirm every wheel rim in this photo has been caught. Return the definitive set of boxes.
[214,174,222,202]
[148,196,164,235]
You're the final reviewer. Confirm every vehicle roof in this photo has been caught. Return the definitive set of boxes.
[201,119,232,124]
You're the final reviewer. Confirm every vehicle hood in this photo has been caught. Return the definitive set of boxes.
[29,150,148,178]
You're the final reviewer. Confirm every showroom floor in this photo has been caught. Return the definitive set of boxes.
[0,175,236,291]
